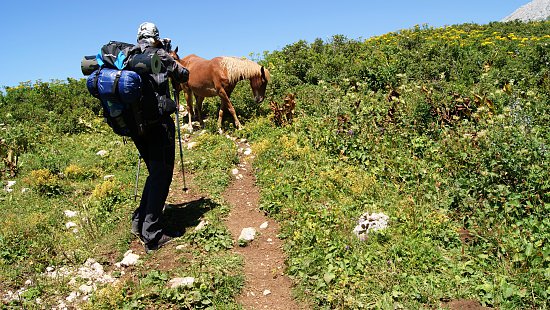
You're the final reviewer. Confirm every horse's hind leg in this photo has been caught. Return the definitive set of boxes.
[184,90,194,132]
[195,95,205,128]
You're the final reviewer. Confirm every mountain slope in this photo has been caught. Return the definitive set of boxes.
[502,0,550,22]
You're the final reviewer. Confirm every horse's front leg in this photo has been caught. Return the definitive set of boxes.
[184,89,194,132]
[217,89,243,130]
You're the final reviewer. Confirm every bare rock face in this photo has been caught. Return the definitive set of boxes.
[502,0,550,22]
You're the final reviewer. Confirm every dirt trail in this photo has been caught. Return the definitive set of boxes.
[127,134,305,309]
[223,139,305,310]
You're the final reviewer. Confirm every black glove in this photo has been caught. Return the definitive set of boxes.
[178,66,189,84]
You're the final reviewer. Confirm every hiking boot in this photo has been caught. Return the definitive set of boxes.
[145,234,173,254]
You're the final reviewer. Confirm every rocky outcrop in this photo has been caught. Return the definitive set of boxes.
[502,0,550,22]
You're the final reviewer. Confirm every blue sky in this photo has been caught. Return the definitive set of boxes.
[1,0,529,88]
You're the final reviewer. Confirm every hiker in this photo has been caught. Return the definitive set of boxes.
[130,22,189,253]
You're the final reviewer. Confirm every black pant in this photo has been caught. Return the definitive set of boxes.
[131,115,175,244]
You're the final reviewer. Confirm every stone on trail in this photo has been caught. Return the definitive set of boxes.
[239,227,256,243]
[259,221,269,229]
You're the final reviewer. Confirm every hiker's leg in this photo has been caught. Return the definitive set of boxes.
[131,139,150,235]
[140,117,175,244]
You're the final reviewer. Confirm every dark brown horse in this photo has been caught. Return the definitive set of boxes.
[170,47,270,131]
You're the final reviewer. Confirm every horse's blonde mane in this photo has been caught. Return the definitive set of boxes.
[220,57,264,84]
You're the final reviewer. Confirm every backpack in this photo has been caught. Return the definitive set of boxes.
[86,41,148,137]
[96,41,134,70]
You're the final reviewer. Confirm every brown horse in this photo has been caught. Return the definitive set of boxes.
[170,47,270,131]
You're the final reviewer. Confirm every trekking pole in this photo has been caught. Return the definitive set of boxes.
[134,153,142,201]
[173,88,188,191]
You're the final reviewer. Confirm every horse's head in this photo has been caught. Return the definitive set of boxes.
[168,46,184,92]
[250,66,270,103]
[169,46,180,61]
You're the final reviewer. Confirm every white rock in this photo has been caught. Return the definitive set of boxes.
[117,251,140,267]
[46,266,54,272]
[79,284,94,295]
[6,181,16,190]
[259,222,269,229]
[352,212,389,241]
[267,238,273,243]
[65,291,79,302]
[96,150,108,157]
[64,210,78,218]
[187,142,198,150]
[21,187,30,193]
[263,289,271,296]
[103,174,115,180]
[236,174,243,180]
[240,138,248,143]
[176,244,187,251]
[182,123,193,133]
[168,277,195,288]
[232,168,239,175]
[238,227,256,242]
[65,222,77,229]
[243,148,252,155]
[194,220,208,231]
[57,300,68,309]
[4,181,15,192]
[24,279,33,286]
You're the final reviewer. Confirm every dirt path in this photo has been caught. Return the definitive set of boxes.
[125,134,305,309]
[223,139,305,310]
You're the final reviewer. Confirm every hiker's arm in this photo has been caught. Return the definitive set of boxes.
[158,50,189,83]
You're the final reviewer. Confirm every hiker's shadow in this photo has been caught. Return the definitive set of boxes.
[161,197,217,237]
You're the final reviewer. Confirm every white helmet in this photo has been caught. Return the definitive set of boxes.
[137,22,160,41]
